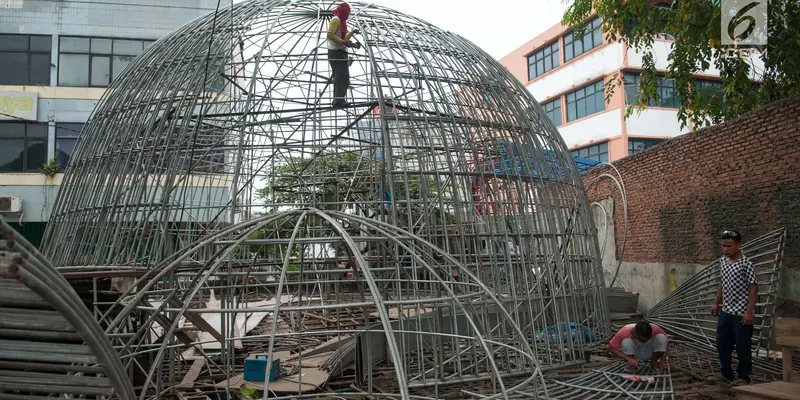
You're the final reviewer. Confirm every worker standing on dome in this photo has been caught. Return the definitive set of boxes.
[327,2,361,107]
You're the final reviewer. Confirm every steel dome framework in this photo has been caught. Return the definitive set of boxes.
[41,0,609,398]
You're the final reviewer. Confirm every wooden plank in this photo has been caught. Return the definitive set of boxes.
[218,370,330,394]
[733,381,800,400]
[284,335,353,361]
[775,318,800,348]
[176,357,205,389]
[783,345,793,383]
[167,298,224,343]
[141,300,194,346]
[283,351,334,368]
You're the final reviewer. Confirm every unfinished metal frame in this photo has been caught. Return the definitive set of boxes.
[0,219,135,400]
[539,362,674,400]
[648,229,786,359]
[40,1,608,398]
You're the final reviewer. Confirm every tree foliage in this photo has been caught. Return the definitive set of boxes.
[256,151,450,222]
[563,0,800,128]
[257,151,370,212]
[250,151,456,257]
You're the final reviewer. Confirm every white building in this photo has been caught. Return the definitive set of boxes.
[0,0,216,245]
[499,7,763,163]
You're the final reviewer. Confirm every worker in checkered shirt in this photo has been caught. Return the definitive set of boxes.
[709,230,758,385]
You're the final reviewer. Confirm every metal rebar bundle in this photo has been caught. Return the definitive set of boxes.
[37,1,609,398]
[647,228,786,358]
[0,219,135,400]
[538,362,674,400]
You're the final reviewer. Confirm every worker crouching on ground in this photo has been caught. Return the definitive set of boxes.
[327,2,361,107]
[608,320,669,371]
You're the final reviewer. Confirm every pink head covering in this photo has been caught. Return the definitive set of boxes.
[333,2,351,37]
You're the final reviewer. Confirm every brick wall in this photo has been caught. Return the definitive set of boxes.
[583,95,800,267]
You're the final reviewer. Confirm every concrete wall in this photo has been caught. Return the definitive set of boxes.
[0,173,231,223]
[592,197,706,311]
[584,95,800,309]
[625,108,691,138]
[0,180,60,223]
[627,40,764,79]
[558,108,622,148]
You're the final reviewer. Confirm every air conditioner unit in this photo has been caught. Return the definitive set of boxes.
[0,196,22,213]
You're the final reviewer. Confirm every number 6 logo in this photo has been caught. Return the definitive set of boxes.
[728,2,758,41]
[721,0,767,46]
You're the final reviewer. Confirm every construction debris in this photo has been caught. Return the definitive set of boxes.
[7,1,793,400]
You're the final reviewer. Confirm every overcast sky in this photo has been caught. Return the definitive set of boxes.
[361,0,570,58]
[230,0,570,58]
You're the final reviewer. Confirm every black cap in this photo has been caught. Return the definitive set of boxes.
[722,230,742,243]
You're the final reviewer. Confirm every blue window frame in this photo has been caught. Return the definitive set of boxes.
[628,138,664,155]
[566,81,605,122]
[542,98,562,126]
[571,142,608,163]
[527,41,560,80]
[564,18,603,61]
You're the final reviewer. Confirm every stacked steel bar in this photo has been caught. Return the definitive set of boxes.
[0,219,134,400]
[648,229,786,357]
[537,362,674,400]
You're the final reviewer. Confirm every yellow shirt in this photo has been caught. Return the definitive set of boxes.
[327,16,352,51]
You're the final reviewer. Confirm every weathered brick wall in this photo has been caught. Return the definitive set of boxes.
[584,95,800,267]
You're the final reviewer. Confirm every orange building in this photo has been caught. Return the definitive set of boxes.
[499,6,763,162]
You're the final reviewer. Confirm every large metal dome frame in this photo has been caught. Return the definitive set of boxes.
[41,1,609,398]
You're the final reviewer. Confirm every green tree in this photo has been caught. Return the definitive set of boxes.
[256,151,452,223]
[563,0,800,128]
[257,151,375,212]
[254,152,457,252]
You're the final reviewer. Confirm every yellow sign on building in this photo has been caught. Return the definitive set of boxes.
[0,91,38,121]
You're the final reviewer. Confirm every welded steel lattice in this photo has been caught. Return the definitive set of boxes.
[541,362,674,400]
[0,219,134,400]
[41,1,609,398]
[648,229,786,358]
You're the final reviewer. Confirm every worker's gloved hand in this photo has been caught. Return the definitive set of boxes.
[354,42,362,49]
[351,28,361,35]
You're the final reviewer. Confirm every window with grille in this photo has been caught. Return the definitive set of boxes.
[624,72,681,108]
[571,142,608,163]
[566,81,605,122]
[0,122,48,172]
[628,138,665,155]
[694,79,725,107]
[56,123,84,171]
[0,34,52,85]
[58,36,155,87]
[527,41,560,80]
[542,98,562,126]
[564,18,603,62]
